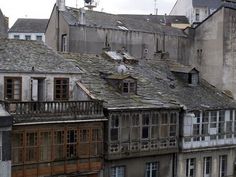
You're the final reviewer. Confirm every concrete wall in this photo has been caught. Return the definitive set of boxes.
[104,154,175,177]
[193,8,224,92]
[68,25,188,61]
[177,148,236,177]
[8,32,46,42]
[222,8,236,98]
[45,5,70,51]
[0,72,81,101]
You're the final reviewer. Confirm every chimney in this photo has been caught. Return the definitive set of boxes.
[80,8,86,25]
[56,0,66,11]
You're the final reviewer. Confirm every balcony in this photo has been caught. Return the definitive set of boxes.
[1,100,104,119]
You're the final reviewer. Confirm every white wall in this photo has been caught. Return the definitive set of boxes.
[0,73,81,101]
[8,32,46,42]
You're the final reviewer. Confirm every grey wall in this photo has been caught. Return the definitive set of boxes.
[193,8,224,93]
[0,10,8,38]
[177,148,236,177]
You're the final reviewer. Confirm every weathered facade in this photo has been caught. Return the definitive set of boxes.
[192,4,236,99]
[45,1,190,62]
[0,38,106,177]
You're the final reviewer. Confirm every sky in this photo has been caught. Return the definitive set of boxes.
[0,0,176,27]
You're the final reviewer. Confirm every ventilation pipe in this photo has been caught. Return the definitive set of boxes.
[80,8,86,25]
[56,0,66,11]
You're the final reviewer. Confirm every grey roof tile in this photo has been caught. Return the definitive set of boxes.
[62,7,187,37]
[0,38,81,74]
[9,18,48,33]
[63,53,236,111]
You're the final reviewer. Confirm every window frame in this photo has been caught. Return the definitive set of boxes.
[4,77,22,101]
[25,35,31,40]
[145,161,159,177]
[203,157,212,177]
[36,35,43,41]
[219,155,227,177]
[186,158,195,177]
[111,166,125,177]
[122,79,137,94]
[54,78,69,101]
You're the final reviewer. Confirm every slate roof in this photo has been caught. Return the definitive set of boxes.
[8,18,48,33]
[61,7,186,36]
[63,53,236,111]
[118,14,189,26]
[192,0,222,9]
[0,38,81,74]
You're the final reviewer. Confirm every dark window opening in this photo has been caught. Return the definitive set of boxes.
[54,78,69,100]
[4,77,22,101]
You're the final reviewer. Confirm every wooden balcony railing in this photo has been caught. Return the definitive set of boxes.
[1,100,104,118]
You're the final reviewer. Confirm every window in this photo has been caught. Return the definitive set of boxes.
[188,73,199,85]
[25,35,31,40]
[39,131,51,161]
[36,35,43,41]
[53,130,64,159]
[142,113,150,139]
[67,129,77,158]
[4,77,22,101]
[121,114,130,141]
[160,112,169,138]
[218,111,225,139]
[186,158,195,177]
[61,34,67,52]
[219,155,227,177]
[91,128,103,156]
[131,113,140,141]
[111,115,119,141]
[26,132,38,162]
[12,132,24,164]
[146,162,159,177]
[210,111,217,128]
[203,157,212,177]
[195,9,200,21]
[54,78,69,100]
[122,80,136,94]
[13,35,20,39]
[78,129,90,156]
[111,166,125,177]
[169,112,177,137]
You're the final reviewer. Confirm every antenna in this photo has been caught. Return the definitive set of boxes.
[84,0,97,10]
[154,0,158,15]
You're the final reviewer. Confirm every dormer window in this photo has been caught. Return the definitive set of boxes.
[122,80,136,94]
[170,65,199,86]
[104,74,137,95]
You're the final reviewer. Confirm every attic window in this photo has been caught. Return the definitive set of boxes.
[122,80,136,94]
[188,73,199,86]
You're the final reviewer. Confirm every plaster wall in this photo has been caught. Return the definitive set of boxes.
[177,149,235,177]
[69,25,188,61]
[194,8,224,92]
[104,154,174,177]
[0,73,81,101]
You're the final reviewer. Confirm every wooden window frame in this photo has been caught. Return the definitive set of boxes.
[122,79,137,94]
[54,78,69,101]
[4,77,22,101]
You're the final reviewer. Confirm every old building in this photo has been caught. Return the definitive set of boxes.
[0,38,105,177]
[170,0,222,26]
[45,0,190,62]
[8,18,48,42]
[190,3,236,99]
[0,9,8,37]
[62,50,236,177]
